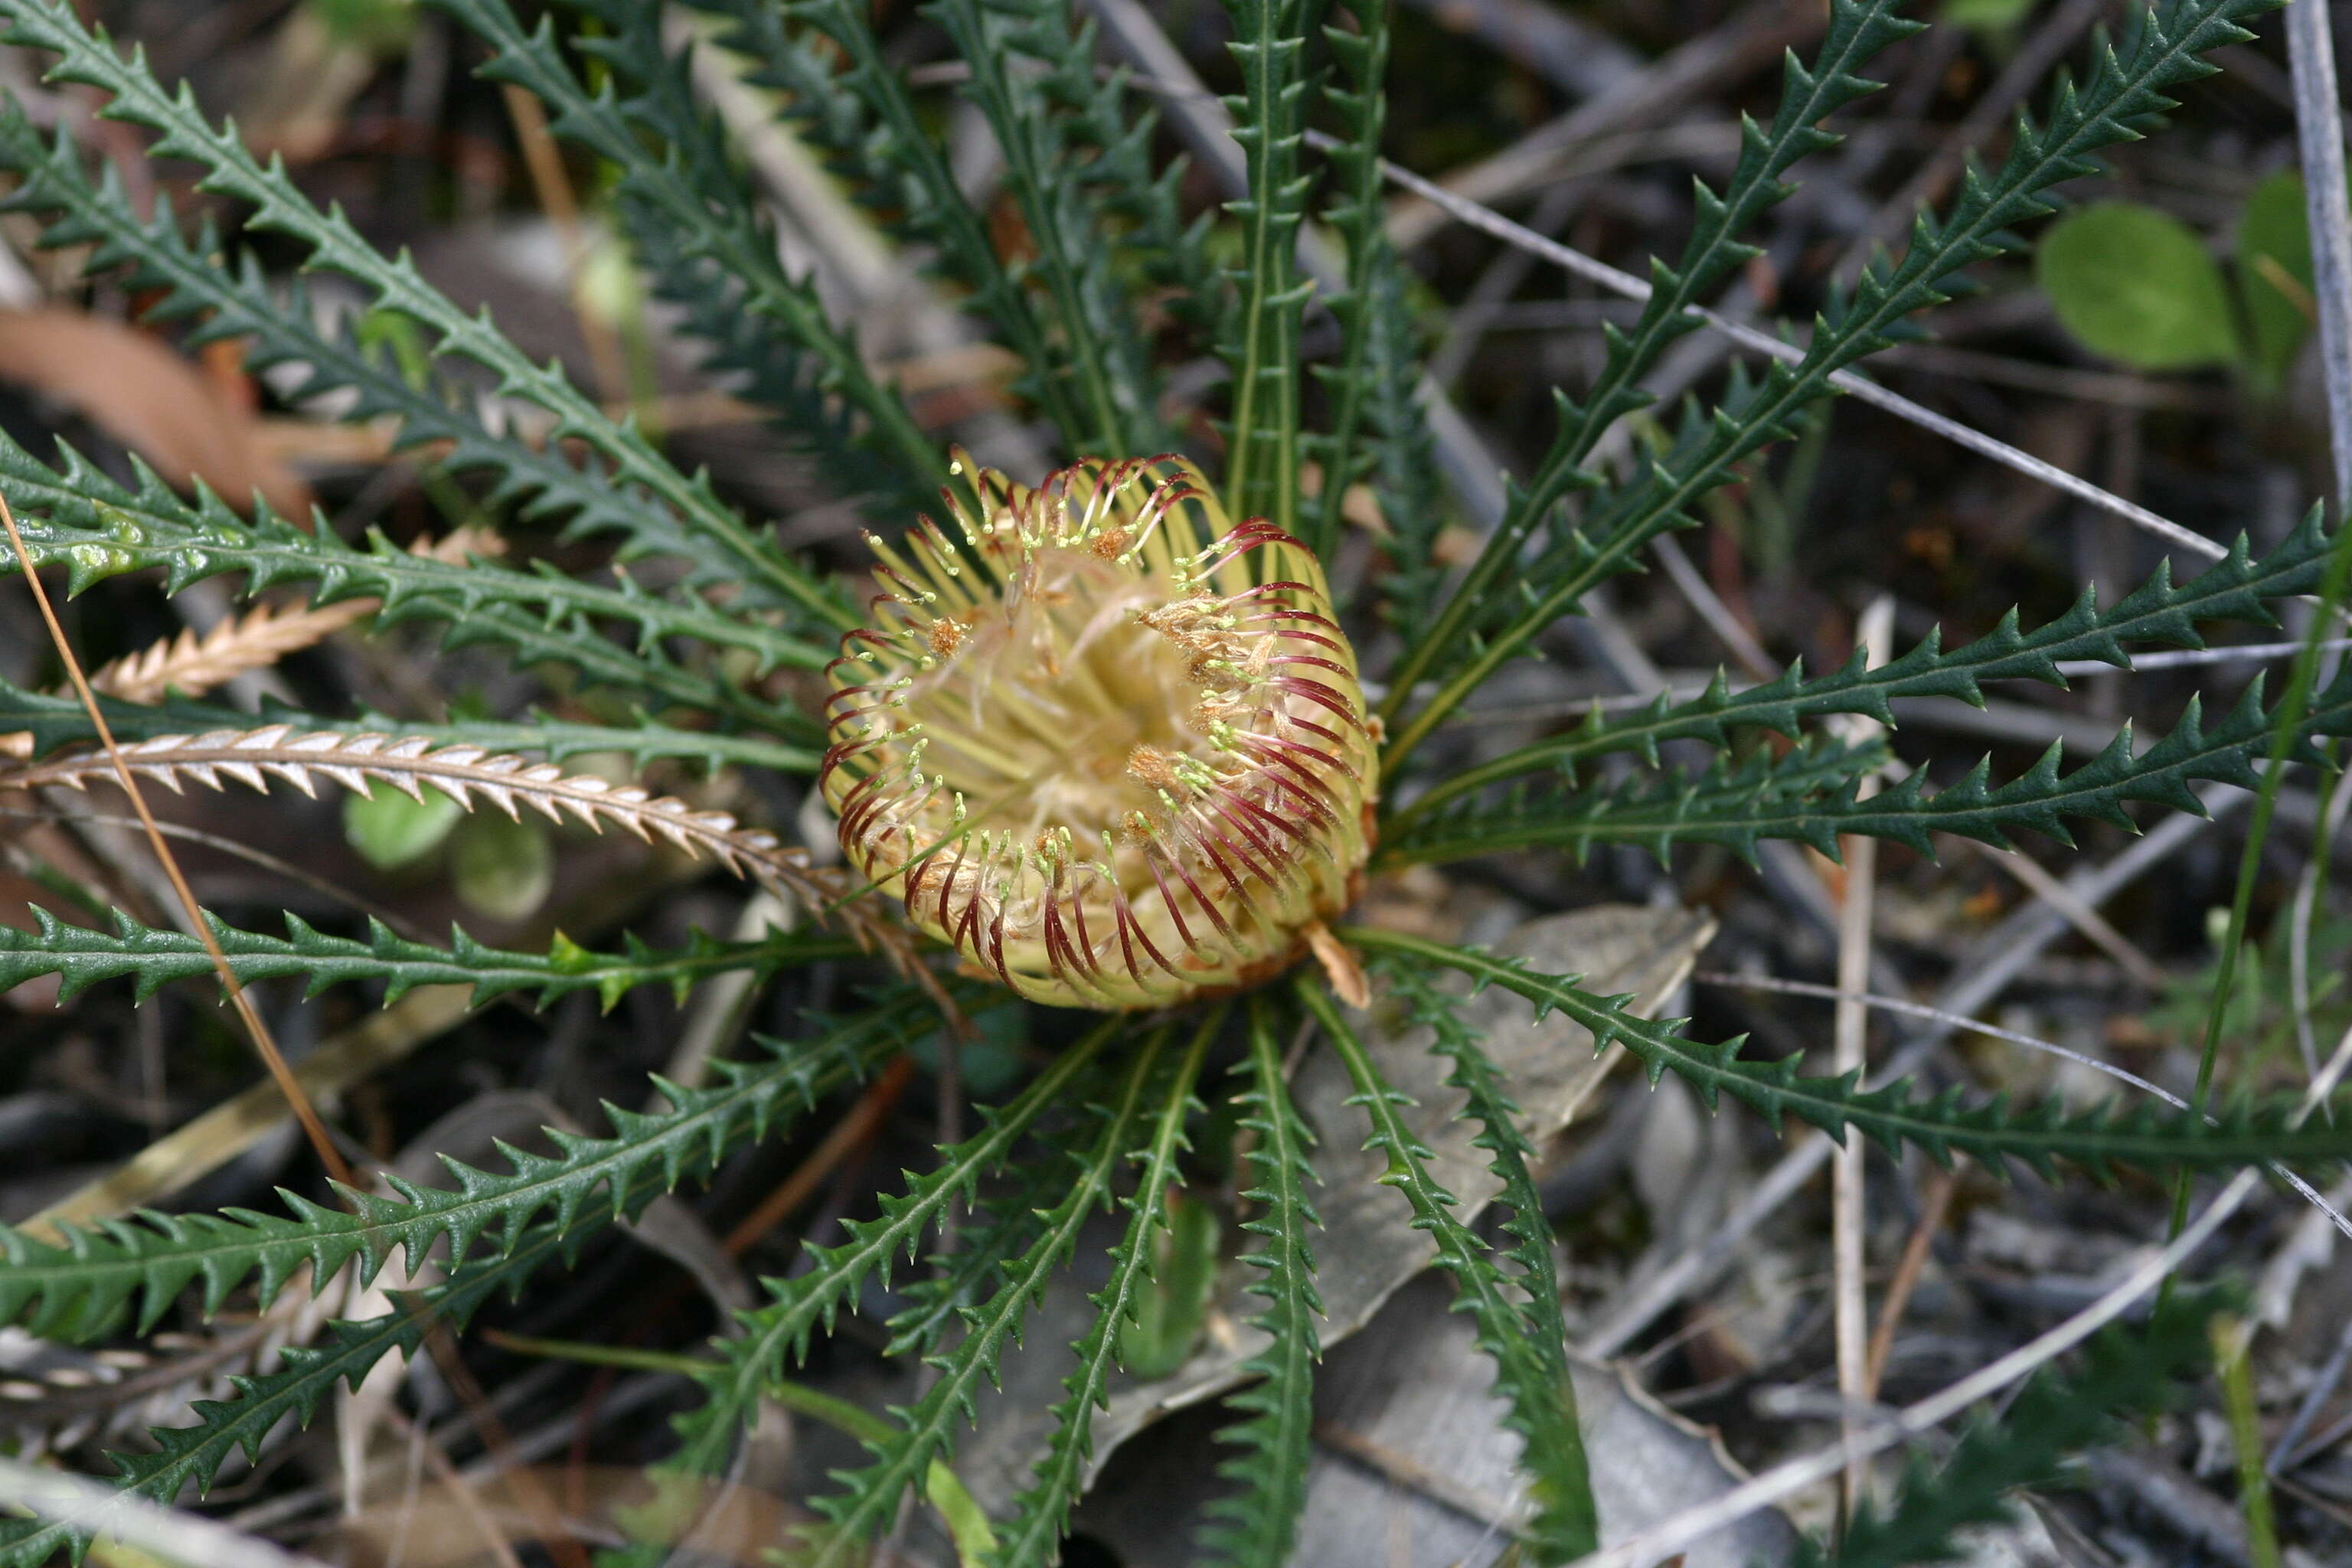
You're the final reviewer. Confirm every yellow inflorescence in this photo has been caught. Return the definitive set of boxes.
[819,455,1377,1008]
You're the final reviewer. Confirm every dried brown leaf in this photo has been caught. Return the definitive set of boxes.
[0,309,312,518]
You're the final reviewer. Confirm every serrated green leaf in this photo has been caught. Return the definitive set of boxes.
[1199,998,1322,1568]
[1345,928,2352,1181]
[990,1016,1214,1566]
[665,1018,1122,1480]
[1380,0,1923,750]
[803,1028,1177,1566]
[0,1222,572,1568]
[0,905,864,1017]
[0,2,844,625]
[1304,0,1429,566]
[1795,1291,2230,1566]
[1299,981,1596,1563]
[1216,0,1314,537]
[1385,0,2272,768]
[1393,508,2339,824]
[0,976,919,1346]
[1115,1190,1222,1382]
[1382,958,1573,1428]
[1389,655,2352,869]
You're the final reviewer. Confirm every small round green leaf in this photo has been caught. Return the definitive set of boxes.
[344,784,462,871]
[452,811,555,923]
[2236,172,2318,388]
[1942,0,2033,31]
[2037,202,2243,371]
[306,0,417,54]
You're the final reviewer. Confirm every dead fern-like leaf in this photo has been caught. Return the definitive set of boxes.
[2,723,811,894]
[90,528,501,704]
[0,721,933,984]
[92,599,371,704]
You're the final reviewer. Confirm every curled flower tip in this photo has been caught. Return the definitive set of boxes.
[820,454,1379,1009]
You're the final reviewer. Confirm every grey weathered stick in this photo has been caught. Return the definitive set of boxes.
[2288,0,2352,509]
[1694,970,2351,1243]
[1570,1169,2269,1568]
[1380,2,1820,253]
[1571,1018,2352,1568]
[1576,797,2242,1358]
[1395,0,1643,102]
[0,1455,334,1568]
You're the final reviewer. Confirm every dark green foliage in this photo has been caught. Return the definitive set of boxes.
[423,0,946,531]
[1200,1001,1325,1568]
[1301,982,1599,1555]
[0,18,840,622]
[1349,930,2352,1178]
[1303,0,1434,567]
[0,904,858,1011]
[805,1032,1178,1564]
[1388,660,2352,867]
[663,0,1148,453]
[0,106,791,609]
[1354,251,1448,633]
[1382,962,1572,1393]
[880,1158,1080,1363]
[1384,734,1890,867]
[990,1020,1213,1565]
[666,1023,1122,1478]
[1217,0,1315,537]
[0,427,828,689]
[921,0,1169,456]
[1794,1295,2226,1566]
[0,996,919,1343]
[0,1222,572,1568]
[1396,508,2343,822]
[1380,0,2273,766]
[1378,0,1923,743]
[0,0,2336,1560]
[561,0,933,518]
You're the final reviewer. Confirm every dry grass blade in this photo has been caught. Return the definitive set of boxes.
[1690,969,2352,1242]
[0,487,356,1191]
[1565,1169,2266,1568]
[22,986,472,1240]
[1577,800,2245,1361]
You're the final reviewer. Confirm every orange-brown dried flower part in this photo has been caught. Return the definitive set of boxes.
[820,454,1377,1008]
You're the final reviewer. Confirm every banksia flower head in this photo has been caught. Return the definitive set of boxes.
[821,455,1377,1008]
